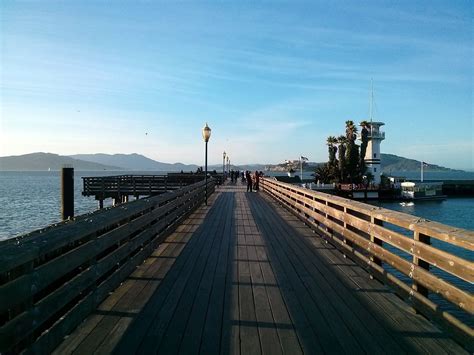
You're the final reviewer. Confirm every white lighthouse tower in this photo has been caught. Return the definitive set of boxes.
[359,81,385,185]
[361,122,385,185]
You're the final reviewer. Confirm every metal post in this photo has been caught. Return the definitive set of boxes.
[300,158,303,182]
[61,167,74,220]
[205,141,208,205]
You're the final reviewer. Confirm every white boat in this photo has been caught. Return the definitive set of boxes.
[400,181,446,200]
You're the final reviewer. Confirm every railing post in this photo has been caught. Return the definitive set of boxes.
[370,216,383,278]
[370,216,383,266]
[413,231,430,300]
[342,207,354,250]
[325,201,333,241]
[312,196,318,228]
[61,167,74,220]
[133,176,136,197]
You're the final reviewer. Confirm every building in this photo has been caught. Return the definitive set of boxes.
[360,121,385,185]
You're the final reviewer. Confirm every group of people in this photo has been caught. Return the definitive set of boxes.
[227,170,264,192]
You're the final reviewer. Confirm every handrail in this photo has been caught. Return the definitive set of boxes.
[0,179,215,353]
[261,177,473,347]
[82,173,223,198]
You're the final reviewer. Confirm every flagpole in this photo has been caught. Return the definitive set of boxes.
[421,161,424,182]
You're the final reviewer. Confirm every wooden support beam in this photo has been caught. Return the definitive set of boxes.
[61,167,74,220]
[413,231,430,299]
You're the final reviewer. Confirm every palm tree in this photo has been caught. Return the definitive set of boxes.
[345,120,360,183]
[359,121,370,174]
[326,136,338,167]
[314,163,332,184]
[337,135,347,182]
[345,120,358,141]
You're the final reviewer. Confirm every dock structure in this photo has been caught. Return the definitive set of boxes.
[0,178,472,353]
[82,173,224,207]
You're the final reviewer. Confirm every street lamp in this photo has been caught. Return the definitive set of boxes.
[202,123,211,205]
[223,151,226,179]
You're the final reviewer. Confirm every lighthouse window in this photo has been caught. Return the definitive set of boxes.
[374,168,377,172]
[374,153,377,158]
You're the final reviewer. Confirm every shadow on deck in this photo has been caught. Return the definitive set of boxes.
[54,184,466,354]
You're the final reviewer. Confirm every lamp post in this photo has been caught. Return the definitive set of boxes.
[223,151,226,180]
[202,123,211,205]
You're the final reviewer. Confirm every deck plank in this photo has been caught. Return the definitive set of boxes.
[249,194,347,354]
[255,245,303,355]
[247,235,283,355]
[219,236,240,355]
[133,193,229,353]
[179,193,234,355]
[161,192,233,354]
[253,195,389,354]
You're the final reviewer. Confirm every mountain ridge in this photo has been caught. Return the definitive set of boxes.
[0,153,122,171]
[70,153,199,172]
[0,152,468,173]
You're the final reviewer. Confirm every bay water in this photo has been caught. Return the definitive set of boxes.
[1,170,472,238]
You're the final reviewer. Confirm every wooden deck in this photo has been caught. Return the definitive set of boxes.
[54,184,467,354]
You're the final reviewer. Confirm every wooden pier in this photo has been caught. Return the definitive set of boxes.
[82,173,223,206]
[0,178,472,353]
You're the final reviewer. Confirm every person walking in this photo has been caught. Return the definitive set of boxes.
[254,171,260,191]
[246,171,253,192]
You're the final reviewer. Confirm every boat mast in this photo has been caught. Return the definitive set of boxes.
[370,79,373,122]
[369,79,374,134]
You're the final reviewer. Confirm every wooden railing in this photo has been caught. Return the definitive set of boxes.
[0,179,215,354]
[261,178,473,347]
[82,173,223,199]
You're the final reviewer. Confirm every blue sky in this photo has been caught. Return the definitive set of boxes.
[1,1,472,169]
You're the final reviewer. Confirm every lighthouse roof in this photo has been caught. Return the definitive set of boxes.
[368,121,384,126]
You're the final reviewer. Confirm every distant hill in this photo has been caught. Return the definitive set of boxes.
[380,153,463,173]
[70,153,199,172]
[0,153,122,171]
[2,152,468,175]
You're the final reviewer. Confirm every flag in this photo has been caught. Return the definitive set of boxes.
[422,161,428,167]
[300,156,308,161]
